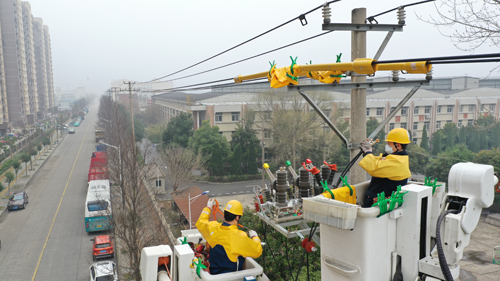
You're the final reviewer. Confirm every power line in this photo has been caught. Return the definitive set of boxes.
[154,31,334,84]
[145,0,341,83]
[143,78,268,94]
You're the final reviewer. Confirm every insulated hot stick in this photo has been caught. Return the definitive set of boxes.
[335,139,379,188]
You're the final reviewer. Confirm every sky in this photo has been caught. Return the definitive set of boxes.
[26,0,500,95]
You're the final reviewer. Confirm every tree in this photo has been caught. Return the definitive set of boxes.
[160,145,206,192]
[162,112,194,147]
[252,91,330,169]
[431,132,442,155]
[4,171,14,194]
[12,160,21,178]
[473,149,500,171]
[458,125,466,144]
[30,148,38,170]
[145,122,167,144]
[247,140,258,174]
[479,130,488,151]
[188,120,230,176]
[98,96,169,280]
[426,144,474,183]
[231,110,260,173]
[427,0,500,51]
[134,114,145,142]
[230,144,243,175]
[37,143,42,154]
[141,105,162,126]
[467,128,480,152]
[443,122,457,148]
[407,144,430,175]
[420,125,429,151]
[21,154,31,176]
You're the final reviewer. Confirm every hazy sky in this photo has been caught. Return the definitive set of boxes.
[27,0,500,94]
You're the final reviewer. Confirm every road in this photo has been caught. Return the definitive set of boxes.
[0,105,102,281]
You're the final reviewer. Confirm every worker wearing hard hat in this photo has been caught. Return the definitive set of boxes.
[196,199,263,274]
[359,128,411,207]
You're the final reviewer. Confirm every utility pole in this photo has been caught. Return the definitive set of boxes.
[110,87,120,101]
[124,81,137,157]
[350,8,367,184]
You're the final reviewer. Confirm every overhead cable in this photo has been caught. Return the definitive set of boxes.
[156,31,334,83]
[366,0,435,23]
[145,0,341,83]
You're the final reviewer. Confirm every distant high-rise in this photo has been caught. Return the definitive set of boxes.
[33,17,49,118]
[0,0,29,129]
[0,0,54,134]
[22,1,38,124]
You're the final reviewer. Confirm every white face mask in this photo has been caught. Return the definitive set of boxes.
[385,144,394,154]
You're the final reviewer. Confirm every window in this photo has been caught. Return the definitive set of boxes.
[447,106,453,113]
[490,104,495,112]
[437,106,441,113]
[468,119,473,126]
[469,105,474,112]
[401,123,407,129]
[264,130,271,139]
[413,122,418,130]
[366,109,370,116]
[401,108,407,115]
[436,121,441,129]
[376,108,383,116]
[215,112,222,122]
[263,111,272,120]
[458,120,462,127]
[413,138,418,145]
[231,112,239,122]
[425,107,430,114]
[459,105,463,113]
[414,107,419,114]
[389,123,394,130]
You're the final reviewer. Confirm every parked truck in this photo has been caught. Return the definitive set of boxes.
[95,129,105,143]
[78,111,85,120]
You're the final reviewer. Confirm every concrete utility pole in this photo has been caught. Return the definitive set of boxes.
[125,81,137,157]
[350,8,367,184]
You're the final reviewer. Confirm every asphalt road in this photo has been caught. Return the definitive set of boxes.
[0,105,102,281]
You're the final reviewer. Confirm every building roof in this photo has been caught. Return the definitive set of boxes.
[368,88,444,100]
[449,87,500,98]
[171,186,222,228]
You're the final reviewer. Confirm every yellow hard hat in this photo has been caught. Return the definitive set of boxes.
[224,200,243,216]
[385,128,410,144]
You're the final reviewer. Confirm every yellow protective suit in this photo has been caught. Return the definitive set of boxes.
[195,207,262,263]
[359,153,411,181]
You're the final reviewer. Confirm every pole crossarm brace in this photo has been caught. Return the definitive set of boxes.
[298,91,348,147]
[322,23,403,32]
[289,80,429,91]
[366,85,421,141]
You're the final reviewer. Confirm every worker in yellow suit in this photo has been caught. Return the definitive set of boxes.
[196,199,262,274]
[359,128,411,207]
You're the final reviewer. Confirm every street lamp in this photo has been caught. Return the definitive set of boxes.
[261,142,266,189]
[188,191,209,230]
[99,142,121,182]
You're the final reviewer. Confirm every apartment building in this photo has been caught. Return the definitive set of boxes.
[22,1,38,124]
[152,76,500,147]
[33,17,49,119]
[0,0,54,134]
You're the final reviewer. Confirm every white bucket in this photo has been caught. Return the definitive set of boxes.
[494,246,500,264]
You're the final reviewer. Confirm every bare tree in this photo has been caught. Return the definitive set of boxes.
[423,0,500,51]
[97,96,168,281]
[251,91,332,169]
[159,145,207,192]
